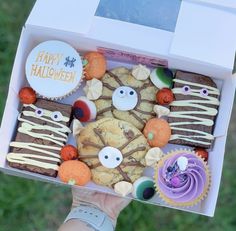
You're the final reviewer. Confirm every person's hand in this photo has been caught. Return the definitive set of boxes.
[72,186,131,225]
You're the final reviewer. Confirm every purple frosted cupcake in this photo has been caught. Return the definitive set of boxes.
[155,149,210,207]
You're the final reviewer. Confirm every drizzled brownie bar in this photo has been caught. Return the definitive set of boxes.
[7,99,72,177]
[168,71,220,149]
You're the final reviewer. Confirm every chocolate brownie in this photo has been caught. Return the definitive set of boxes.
[7,99,72,177]
[168,71,220,149]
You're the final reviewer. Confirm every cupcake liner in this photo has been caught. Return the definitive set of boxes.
[154,148,211,207]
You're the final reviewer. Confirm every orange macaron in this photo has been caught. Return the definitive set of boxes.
[143,118,171,147]
[83,52,106,80]
[58,160,91,186]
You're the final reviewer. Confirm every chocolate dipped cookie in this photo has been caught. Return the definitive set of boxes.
[7,99,72,177]
[168,71,220,148]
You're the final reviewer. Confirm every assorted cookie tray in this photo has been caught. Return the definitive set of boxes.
[0,40,226,215]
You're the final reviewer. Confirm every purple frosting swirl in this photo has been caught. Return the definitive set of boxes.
[157,152,207,204]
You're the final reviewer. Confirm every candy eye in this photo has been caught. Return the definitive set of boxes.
[118,89,126,97]
[182,86,191,95]
[200,88,209,97]
[35,108,44,117]
[98,147,123,168]
[73,97,97,122]
[132,177,156,200]
[51,111,63,121]
[129,90,135,96]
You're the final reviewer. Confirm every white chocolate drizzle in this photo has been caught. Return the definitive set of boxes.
[7,104,71,170]
[10,142,61,158]
[24,104,70,122]
[169,78,220,145]
[7,153,59,170]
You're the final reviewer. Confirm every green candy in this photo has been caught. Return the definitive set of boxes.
[133,177,156,200]
[148,132,154,140]
[150,67,173,89]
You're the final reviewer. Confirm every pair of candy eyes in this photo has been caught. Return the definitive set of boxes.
[35,108,63,122]
[118,89,135,97]
[182,86,209,96]
[103,155,121,162]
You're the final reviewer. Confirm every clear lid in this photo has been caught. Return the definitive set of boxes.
[95,0,181,32]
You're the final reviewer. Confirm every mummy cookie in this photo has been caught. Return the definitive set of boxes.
[73,97,97,122]
[167,71,220,148]
[94,67,158,130]
[7,98,72,177]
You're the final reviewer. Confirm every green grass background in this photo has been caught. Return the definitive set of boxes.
[0,1,236,230]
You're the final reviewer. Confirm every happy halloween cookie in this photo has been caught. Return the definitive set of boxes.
[76,117,149,187]
[94,67,158,130]
[25,41,83,99]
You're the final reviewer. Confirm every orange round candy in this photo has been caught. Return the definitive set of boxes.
[156,88,174,105]
[83,52,106,80]
[143,118,171,147]
[195,148,208,162]
[58,160,91,186]
[60,145,78,161]
[19,87,37,104]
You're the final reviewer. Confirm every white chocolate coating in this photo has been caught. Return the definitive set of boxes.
[112,86,138,111]
[132,64,150,80]
[145,147,163,167]
[83,78,103,100]
[98,146,123,168]
[114,181,133,197]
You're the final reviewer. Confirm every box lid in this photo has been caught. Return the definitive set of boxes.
[25,0,100,35]
[25,0,236,76]
[170,0,236,74]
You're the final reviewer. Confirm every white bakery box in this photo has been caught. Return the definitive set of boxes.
[0,0,236,217]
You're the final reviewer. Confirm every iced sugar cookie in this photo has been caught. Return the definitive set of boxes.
[26,40,83,99]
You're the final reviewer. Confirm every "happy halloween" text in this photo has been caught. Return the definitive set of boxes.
[30,64,76,83]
